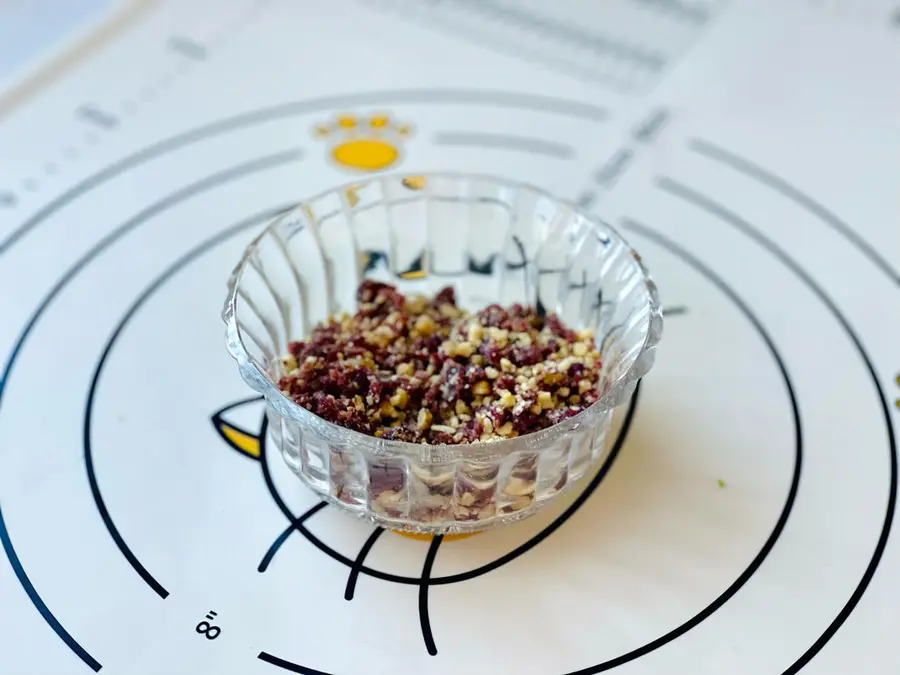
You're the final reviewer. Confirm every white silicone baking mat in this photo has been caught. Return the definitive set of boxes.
[0,1,898,673]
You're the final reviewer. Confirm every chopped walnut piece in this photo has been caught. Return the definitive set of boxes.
[472,380,491,396]
[454,341,475,358]
[496,422,514,437]
[537,391,554,409]
[415,314,436,336]
[390,389,409,410]
[467,323,484,344]
[497,390,516,409]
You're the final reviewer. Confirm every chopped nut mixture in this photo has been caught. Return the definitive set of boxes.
[278,280,602,445]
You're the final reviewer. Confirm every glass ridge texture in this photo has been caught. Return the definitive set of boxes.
[223,172,663,534]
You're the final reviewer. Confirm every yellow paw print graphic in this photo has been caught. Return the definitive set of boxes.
[313,113,412,173]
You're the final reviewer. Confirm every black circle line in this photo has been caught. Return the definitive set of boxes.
[74,191,797,673]
[419,535,444,656]
[258,652,329,675]
[257,217,805,674]
[79,161,300,600]
[344,528,385,600]
[256,222,800,588]
[64,197,628,665]
[255,387,640,675]
[656,175,898,675]
[557,220,804,675]
[689,138,900,287]
[0,160,298,672]
[258,522,299,574]
[70,194,798,672]
[257,386,641,587]
[2,92,865,672]
[257,502,329,574]
[0,508,101,674]
[0,88,608,257]
[33,128,890,674]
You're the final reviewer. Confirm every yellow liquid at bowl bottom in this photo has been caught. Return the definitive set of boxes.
[392,530,480,542]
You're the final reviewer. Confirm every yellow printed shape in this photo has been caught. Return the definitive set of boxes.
[313,112,413,173]
[212,414,261,460]
[401,175,426,190]
[393,530,479,542]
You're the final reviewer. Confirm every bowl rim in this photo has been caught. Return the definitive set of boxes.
[223,170,662,461]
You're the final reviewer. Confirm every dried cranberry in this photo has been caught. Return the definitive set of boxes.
[544,314,576,340]
[510,345,543,366]
[495,374,517,391]
[568,362,585,379]
[478,304,509,327]
[479,342,503,366]
[433,286,457,307]
[370,463,406,493]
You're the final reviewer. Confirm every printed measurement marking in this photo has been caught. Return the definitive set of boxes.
[195,610,221,640]
[575,190,598,209]
[168,36,208,60]
[76,105,118,129]
[594,148,634,188]
[632,106,671,143]
[631,0,710,23]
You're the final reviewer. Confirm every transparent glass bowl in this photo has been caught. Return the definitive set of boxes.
[223,173,662,534]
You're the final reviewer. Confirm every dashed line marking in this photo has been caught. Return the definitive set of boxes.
[167,36,208,60]
[76,105,119,129]
[632,106,671,143]
[594,148,634,188]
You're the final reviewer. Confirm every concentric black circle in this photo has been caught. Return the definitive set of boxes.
[81,200,800,672]
[0,95,894,675]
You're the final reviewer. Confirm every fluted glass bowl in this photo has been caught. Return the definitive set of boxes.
[223,173,662,534]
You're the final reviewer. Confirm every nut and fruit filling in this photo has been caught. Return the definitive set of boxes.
[278,280,603,445]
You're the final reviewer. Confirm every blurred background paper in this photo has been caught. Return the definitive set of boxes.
[0,0,118,82]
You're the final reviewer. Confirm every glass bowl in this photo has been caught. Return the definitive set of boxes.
[223,172,662,534]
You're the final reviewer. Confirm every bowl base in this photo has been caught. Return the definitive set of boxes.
[392,530,480,542]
